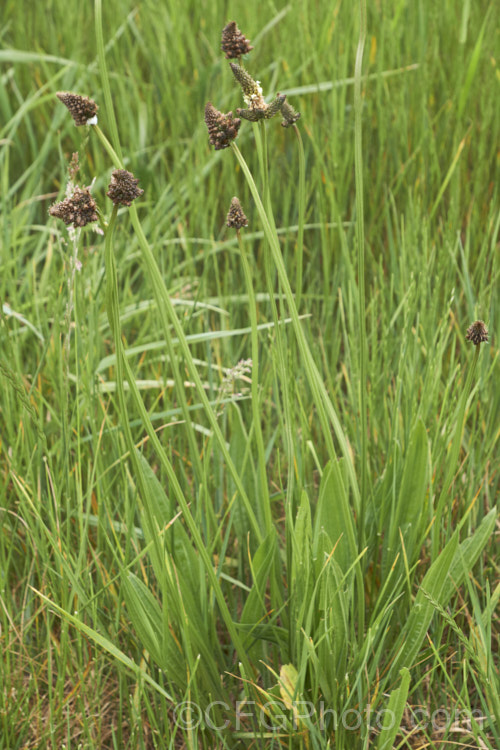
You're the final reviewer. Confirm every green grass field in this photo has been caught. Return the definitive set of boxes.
[1,0,498,747]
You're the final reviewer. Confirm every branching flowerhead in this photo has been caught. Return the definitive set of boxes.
[49,187,98,228]
[107,169,144,206]
[230,64,287,122]
[56,92,98,126]
[221,21,253,59]
[229,63,266,110]
[204,102,241,150]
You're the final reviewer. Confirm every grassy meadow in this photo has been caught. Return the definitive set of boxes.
[0,0,499,747]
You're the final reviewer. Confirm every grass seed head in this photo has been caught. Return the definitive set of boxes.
[49,187,98,227]
[465,320,489,346]
[107,169,144,206]
[204,102,241,150]
[56,91,98,126]
[226,197,248,229]
[221,21,253,59]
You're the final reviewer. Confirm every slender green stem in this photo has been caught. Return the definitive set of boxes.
[255,121,297,653]
[432,344,481,560]
[104,205,255,678]
[92,124,122,168]
[354,0,368,549]
[231,141,360,509]
[236,228,272,534]
[92,115,261,533]
[94,0,123,163]
[257,121,294,494]
[293,123,306,310]
[127,203,263,540]
[92,127,204,484]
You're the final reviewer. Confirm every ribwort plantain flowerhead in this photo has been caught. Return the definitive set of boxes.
[56,91,98,126]
[226,197,248,229]
[280,98,301,128]
[465,320,489,346]
[230,63,266,109]
[221,21,253,59]
[204,102,241,150]
[230,63,286,122]
[49,187,98,227]
[236,94,286,122]
[107,169,144,206]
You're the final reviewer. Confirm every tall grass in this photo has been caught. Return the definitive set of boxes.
[0,0,498,748]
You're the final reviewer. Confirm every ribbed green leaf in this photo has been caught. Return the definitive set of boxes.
[121,572,165,670]
[444,508,497,603]
[313,459,357,574]
[377,668,411,750]
[391,531,458,675]
[240,530,278,634]
[394,418,429,557]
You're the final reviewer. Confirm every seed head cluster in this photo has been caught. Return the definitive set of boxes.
[49,187,98,228]
[206,22,301,148]
[204,102,241,150]
[56,92,98,126]
[465,320,489,346]
[226,197,248,229]
[221,21,253,59]
[107,169,144,206]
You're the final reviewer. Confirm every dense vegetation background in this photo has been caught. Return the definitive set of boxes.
[0,0,498,747]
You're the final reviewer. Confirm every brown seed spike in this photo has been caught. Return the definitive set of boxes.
[265,93,286,119]
[49,187,98,228]
[280,98,301,128]
[204,102,241,150]
[56,91,98,126]
[221,21,253,60]
[107,169,144,206]
[236,107,266,122]
[226,197,248,230]
[465,320,489,346]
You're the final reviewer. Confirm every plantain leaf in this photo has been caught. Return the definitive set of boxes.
[313,459,357,575]
[376,668,411,750]
[391,531,458,676]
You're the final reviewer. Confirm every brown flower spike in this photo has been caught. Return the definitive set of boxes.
[226,197,248,229]
[107,169,144,206]
[204,102,241,150]
[56,92,98,126]
[465,320,489,346]
[49,187,98,228]
[221,21,253,59]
